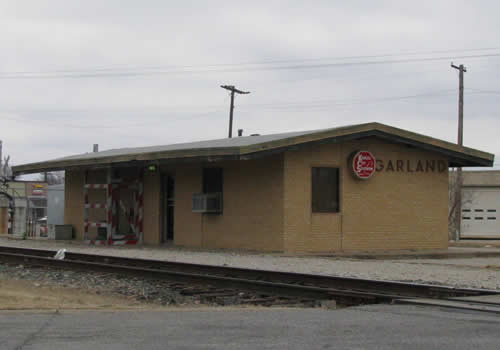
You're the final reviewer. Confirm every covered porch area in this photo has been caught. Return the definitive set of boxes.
[65,165,173,246]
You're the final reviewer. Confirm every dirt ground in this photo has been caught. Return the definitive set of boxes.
[0,278,277,312]
[0,278,151,310]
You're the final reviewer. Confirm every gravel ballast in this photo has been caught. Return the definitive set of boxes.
[1,237,499,290]
[0,263,296,308]
[0,263,194,306]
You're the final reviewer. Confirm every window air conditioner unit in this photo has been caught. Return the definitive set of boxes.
[192,193,223,213]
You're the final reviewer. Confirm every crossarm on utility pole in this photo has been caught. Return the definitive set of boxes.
[221,85,250,138]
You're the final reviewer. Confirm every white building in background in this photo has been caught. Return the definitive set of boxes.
[47,184,65,239]
[461,171,500,239]
[47,184,65,225]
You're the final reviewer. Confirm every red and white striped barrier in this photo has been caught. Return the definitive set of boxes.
[84,239,107,245]
[83,171,143,246]
[84,184,108,189]
[84,239,138,246]
[84,203,107,209]
[83,181,89,241]
[84,222,108,228]
[119,200,136,234]
[134,175,144,244]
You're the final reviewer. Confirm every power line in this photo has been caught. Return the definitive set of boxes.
[6,46,500,76]
[0,89,472,129]
[4,46,500,76]
[0,90,455,113]
[238,90,456,110]
[467,88,500,95]
[2,90,494,115]
[239,90,499,110]
[0,90,495,121]
[1,53,499,80]
[0,108,226,129]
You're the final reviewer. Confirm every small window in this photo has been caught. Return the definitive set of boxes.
[462,217,471,220]
[474,217,484,220]
[312,167,340,213]
[487,217,496,220]
[487,209,497,213]
[462,209,471,212]
[203,168,223,194]
[474,209,484,212]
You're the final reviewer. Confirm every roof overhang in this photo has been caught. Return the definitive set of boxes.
[12,122,494,175]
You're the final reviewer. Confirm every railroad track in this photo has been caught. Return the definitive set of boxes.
[0,246,498,308]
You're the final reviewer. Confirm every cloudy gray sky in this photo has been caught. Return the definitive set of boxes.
[1,0,499,170]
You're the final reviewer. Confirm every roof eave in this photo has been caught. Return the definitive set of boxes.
[239,125,493,167]
[12,123,494,175]
[12,147,241,175]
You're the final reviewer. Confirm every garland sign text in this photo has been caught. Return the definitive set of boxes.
[375,159,447,173]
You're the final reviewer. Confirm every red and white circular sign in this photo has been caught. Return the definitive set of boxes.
[352,151,376,179]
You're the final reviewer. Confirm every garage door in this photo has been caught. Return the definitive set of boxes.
[460,187,500,239]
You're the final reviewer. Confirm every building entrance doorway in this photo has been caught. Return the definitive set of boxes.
[161,174,175,243]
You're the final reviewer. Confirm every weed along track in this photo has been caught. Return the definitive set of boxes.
[0,246,498,309]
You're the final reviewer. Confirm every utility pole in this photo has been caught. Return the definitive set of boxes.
[451,63,466,146]
[451,63,467,240]
[221,85,250,138]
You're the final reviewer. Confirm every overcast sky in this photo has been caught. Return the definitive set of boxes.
[1,0,499,171]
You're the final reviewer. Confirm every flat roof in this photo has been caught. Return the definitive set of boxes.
[13,122,494,175]
[461,170,500,187]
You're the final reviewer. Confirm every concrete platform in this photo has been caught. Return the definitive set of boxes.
[449,240,500,248]
[311,246,500,259]
[8,235,500,259]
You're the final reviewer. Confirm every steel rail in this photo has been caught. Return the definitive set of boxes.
[0,246,497,302]
[0,250,393,304]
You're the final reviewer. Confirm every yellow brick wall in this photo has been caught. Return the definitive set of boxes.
[174,155,284,251]
[283,143,343,252]
[63,138,449,253]
[283,138,449,252]
[173,163,203,247]
[64,170,85,240]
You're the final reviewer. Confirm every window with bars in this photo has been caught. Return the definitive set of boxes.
[203,168,223,194]
[191,168,223,214]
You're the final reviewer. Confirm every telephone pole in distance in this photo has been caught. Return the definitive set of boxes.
[221,85,250,138]
[451,63,467,240]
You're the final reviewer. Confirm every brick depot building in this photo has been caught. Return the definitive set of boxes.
[13,123,494,252]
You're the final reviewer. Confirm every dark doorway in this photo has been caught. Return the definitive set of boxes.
[161,174,175,243]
